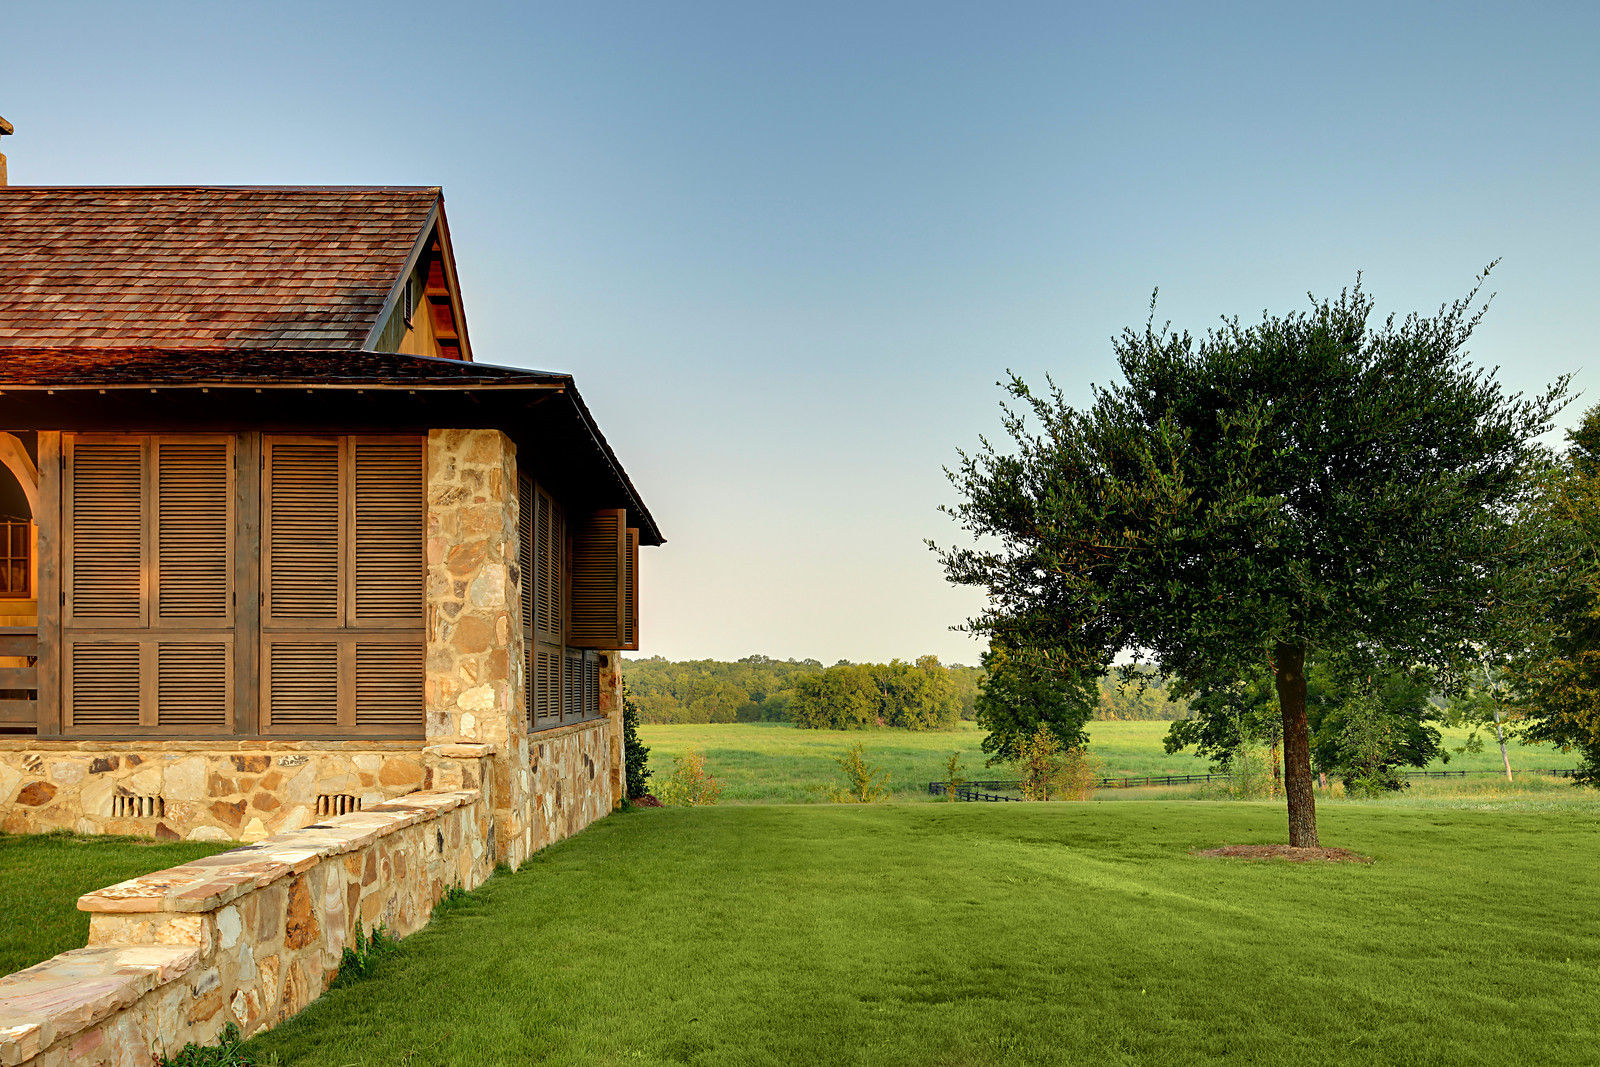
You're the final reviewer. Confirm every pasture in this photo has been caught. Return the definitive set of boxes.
[250,802,1600,1065]
[636,721,1584,804]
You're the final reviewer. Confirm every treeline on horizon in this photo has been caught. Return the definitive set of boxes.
[621,654,1189,728]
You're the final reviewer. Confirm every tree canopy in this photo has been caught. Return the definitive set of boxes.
[936,272,1566,845]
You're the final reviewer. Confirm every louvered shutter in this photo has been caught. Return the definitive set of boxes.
[562,649,582,722]
[622,528,640,651]
[153,440,233,625]
[263,439,343,626]
[519,474,536,725]
[156,641,232,731]
[536,648,560,726]
[65,439,146,626]
[584,651,600,719]
[263,640,340,730]
[64,641,142,730]
[354,640,423,730]
[351,440,423,625]
[568,509,627,649]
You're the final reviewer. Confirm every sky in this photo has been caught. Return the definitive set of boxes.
[4,2,1599,666]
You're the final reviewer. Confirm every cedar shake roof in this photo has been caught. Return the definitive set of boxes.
[0,346,555,387]
[0,186,440,349]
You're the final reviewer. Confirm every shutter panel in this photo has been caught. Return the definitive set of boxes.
[622,528,640,651]
[154,440,233,624]
[264,440,342,624]
[155,640,231,730]
[536,648,560,726]
[562,649,581,722]
[66,641,141,729]
[584,651,600,719]
[263,640,340,729]
[519,474,535,725]
[354,640,423,732]
[351,440,423,624]
[534,487,564,643]
[66,441,145,625]
[568,509,627,648]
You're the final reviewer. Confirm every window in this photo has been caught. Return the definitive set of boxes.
[0,519,28,598]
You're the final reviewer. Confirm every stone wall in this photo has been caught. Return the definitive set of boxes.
[0,741,430,843]
[0,783,494,1066]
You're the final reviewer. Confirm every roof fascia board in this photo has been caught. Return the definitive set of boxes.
[360,199,442,351]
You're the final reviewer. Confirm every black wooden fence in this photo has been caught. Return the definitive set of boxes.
[927,767,1578,800]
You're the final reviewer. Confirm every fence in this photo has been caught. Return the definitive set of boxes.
[927,767,1578,800]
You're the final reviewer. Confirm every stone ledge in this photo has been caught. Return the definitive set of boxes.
[424,742,497,758]
[78,790,478,915]
[0,945,199,1063]
[526,718,608,745]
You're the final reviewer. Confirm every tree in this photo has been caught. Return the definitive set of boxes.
[621,682,652,799]
[936,272,1566,846]
[790,664,880,729]
[1305,668,1444,788]
[972,642,1096,764]
[1507,405,1600,785]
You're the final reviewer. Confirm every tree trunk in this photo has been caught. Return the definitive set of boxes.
[1494,709,1513,782]
[1273,641,1320,848]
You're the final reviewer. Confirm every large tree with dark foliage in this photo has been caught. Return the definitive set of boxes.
[973,642,1097,764]
[936,272,1564,846]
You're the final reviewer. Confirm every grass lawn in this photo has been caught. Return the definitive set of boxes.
[0,832,236,976]
[251,801,1600,1066]
[637,721,1583,803]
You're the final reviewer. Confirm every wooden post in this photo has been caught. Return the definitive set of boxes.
[35,431,61,736]
[234,432,261,735]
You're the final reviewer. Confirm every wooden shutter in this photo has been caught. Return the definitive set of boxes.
[263,439,343,626]
[64,640,141,730]
[354,639,423,731]
[568,509,627,648]
[155,640,232,731]
[65,439,145,626]
[534,487,564,644]
[153,439,233,625]
[622,528,640,651]
[584,651,600,719]
[535,648,560,726]
[351,440,423,625]
[519,474,535,725]
[263,640,340,730]
[562,649,581,722]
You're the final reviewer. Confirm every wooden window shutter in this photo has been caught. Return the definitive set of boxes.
[562,648,581,722]
[153,439,234,625]
[536,647,560,726]
[351,440,423,625]
[263,440,343,625]
[584,650,600,719]
[534,486,565,644]
[65,439,146,626]
[155,641,232,731]
[519,474,535,724]
[567,509,627,649]
[622,528,640,651]
[263,640,340,730]
[354,640,423,731]
[64,640,141,730]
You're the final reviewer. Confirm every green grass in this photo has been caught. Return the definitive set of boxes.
[0,831,236,976]
[250,802,1600,1065]
[638,721,1583,804]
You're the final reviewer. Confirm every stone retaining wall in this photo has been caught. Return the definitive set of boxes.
[0,741,431,843]
[0,784,494,1066]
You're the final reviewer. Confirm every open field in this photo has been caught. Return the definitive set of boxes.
[636,721,1585,804]
[251,802,1600,1065]
[0,832,236,976]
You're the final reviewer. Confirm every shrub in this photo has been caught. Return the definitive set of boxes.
[942,751,967,801]
[622,682,652,799]
[1014,725,1099,800]
[831,741,890,802]
[1056,744,1101,801]
[657,748,723,806]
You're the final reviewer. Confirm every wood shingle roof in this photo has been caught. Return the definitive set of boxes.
[0,186,439,349]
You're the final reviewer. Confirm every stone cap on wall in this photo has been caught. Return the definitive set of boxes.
[0,945,200,1063]
[78,790,477,915]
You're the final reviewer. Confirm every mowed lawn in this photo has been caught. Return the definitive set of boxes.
[0,832,236,975]
[252,802,1600,1066]
[636,721,1583,803]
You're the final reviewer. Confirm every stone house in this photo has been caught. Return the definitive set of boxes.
[0,179,660,868]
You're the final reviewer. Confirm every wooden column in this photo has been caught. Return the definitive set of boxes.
[35,431,61,736]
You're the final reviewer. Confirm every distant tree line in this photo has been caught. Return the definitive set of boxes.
[621,654,1185,728]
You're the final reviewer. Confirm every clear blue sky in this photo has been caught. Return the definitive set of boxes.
[5,2,1597,665]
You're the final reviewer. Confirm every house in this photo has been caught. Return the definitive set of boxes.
[0,146,660,868]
